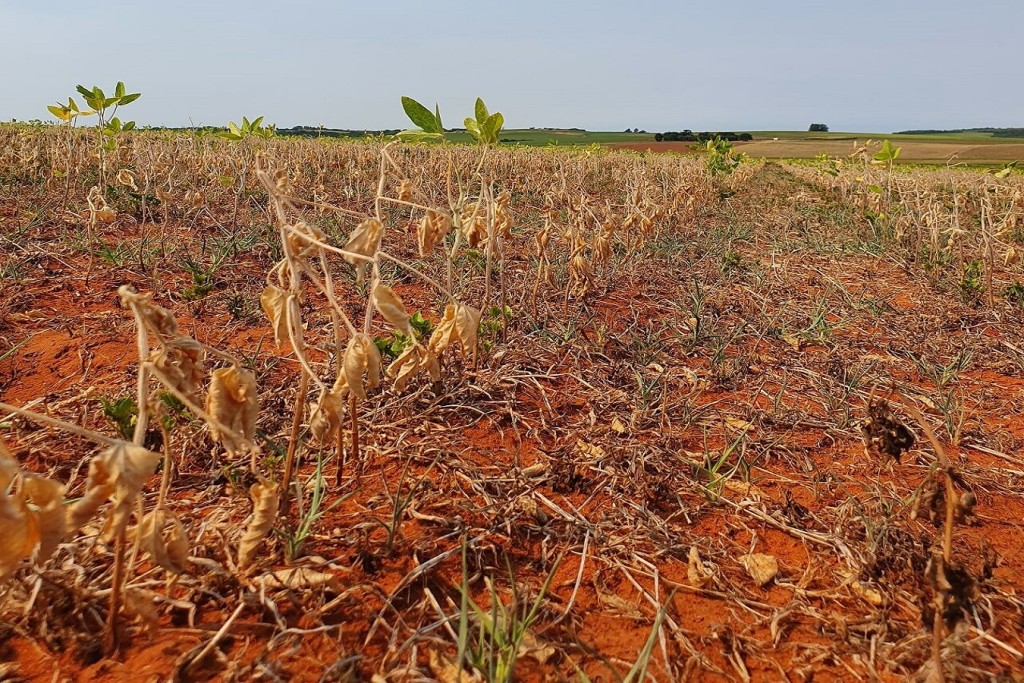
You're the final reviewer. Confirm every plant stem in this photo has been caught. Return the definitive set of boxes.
[350,394,361,478]
[104,529,125,654]
[280,370,309,516]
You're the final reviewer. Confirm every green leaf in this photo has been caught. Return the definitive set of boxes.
[483,112,503,144]
[401,96,442,134]
[48,105,72,121]
[115,81,125,98]
[92,86,105,101]
[76,85,92,99]
[434,103,443,132]
[68,97,79,112]
[104,97,119,109]
[867,184,884,194]
[123,120,135,131]
[118,92,140,106]
[464,118,482,141]
[475,97,488,126]
[242,115,251,129]
[251,116,264,130]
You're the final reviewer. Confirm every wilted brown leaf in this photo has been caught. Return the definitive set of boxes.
[310,376,348,444]
[343,334,381,401]
[742,553,779,587]
[139,508,190,574]
[386,343,441,392]
[118,286,179,338]
[343,218,383,284]
[206,366,259,456]
[260,285,290,347]
[0,458,40,579]
[152,337,205,404]
[238,481,279,568]
[22,475,66,564]
[417,209,452,256]
[687,546,714,589]
[372,284,412,335]
[259,567,340,591]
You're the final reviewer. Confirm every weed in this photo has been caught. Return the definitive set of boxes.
[959,259,984,302]
[457,541,559,683]
[99,396,137,440]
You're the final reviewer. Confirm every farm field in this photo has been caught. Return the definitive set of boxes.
[612,137,1024,165]
[2,124,1024,682]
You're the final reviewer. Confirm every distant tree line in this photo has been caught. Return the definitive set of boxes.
[808,123,829,132]
[896,127,1024,138]
[655,130,753,142]
[276,126,400,138]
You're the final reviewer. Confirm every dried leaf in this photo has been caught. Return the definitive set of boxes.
[152,337,205,404]
[139,508,189,574]
[610,417,627,434]
[428,303,480,359]
[260,285,289,346]
[124,588,160,636]
[310,376,348,444]
[742,553,779,587]
[343,334,381,401]
[372,284,412,335]
[417,209,452,256]
[259,567,340,592]
[724,416,754,432]
[102,443,162,541]
[849,578,884,606]
[238,481,279,568]
[343,218,383,284]
[66,456,115,533]
[454,304,482,354]
[687,546,714,589]
[519,631,555,666]
[573,440,606,461]
[117,169,138,191]
[428,649,478,683]
[22,475,67,564]
[286,221,327,262]
[118,286,179,338]
[386,343,440,393]
[396,179,414,202]
[206,366,259,456]
[0,474,39,580]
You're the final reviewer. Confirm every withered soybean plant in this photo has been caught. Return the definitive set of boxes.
[256,96,509,517]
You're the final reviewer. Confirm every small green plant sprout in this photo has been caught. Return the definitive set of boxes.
[100,396,138,440]
[959,259,985,302]
[49,82,140,188]
[703,137,744,176]
[218,115,276,141]
[988,160,1018,179]
[75,82,141,150]
[871,139,902,167]
[397,96,446,142]
[815,152,841,177]
[464,98,504,145]
[1004,281,1024,304]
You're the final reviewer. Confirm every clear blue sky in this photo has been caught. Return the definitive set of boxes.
[3,0,1021,133]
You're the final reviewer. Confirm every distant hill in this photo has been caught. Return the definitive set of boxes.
[896,127,1024,138]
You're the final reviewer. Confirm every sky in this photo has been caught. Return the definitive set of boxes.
[2,0,1021,133]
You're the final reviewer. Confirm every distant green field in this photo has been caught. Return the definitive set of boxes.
[444,128,657,146]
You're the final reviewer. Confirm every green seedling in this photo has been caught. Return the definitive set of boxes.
[218,116,276,141]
